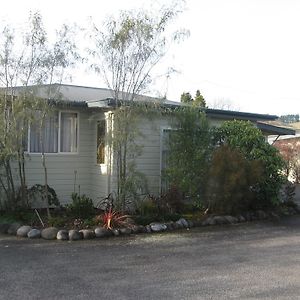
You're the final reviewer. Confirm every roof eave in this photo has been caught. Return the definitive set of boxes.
[256,122,296,135]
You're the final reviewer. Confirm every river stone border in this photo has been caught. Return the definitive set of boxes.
[0,208,298,241]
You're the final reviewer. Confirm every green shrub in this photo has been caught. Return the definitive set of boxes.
[214,120,286,209]
[48,216,66,227]
[83,218,97,228]
[28,184,60,207]
[66,193,95,219]
[207,145,263,214]
[161,186,184,213]
[166,107,213,204]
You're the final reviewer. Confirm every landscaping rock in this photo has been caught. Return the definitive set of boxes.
[94,227,112,238]
[0,223,10,234]
[7,223,22,235]
[286,207,297,216]
[57,230,69,240]
[150,223,167,232]
[145,225,152,233]
[202,217,216,226]
[270,212,280,221]
[224,216,238,224]
[256,210,268,220]
[41,227,59,240]
[119,227,132,235]
[111,229,120,236]
[213,216,228,225]
[137,225,147,233]
[176,218,189,228]
[69,230,83,241]
[172,222,181,229]
[237,215,246,223]
[131,225,140,234]
[27,229,41,239]
[165,222,175,231]
[80,229,95,239]
[243,212,253,222]
[17,225,32,238]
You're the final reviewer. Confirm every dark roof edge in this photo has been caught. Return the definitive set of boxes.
[256,122,296,135]
[205,108,278,121]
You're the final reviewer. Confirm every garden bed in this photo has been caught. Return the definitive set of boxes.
[1,208,298,241]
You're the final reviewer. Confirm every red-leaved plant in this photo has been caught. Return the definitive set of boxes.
[102,208,130,229]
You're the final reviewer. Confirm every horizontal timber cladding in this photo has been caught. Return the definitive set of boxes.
[24,109,108,206]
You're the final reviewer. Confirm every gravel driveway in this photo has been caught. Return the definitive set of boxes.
[1,217,300,299]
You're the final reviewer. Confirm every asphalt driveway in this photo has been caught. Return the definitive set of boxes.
[1,217,300,299]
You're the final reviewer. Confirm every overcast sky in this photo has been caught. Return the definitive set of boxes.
[1,0,300,116]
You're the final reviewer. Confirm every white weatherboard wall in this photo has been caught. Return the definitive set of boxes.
[130,115,229,197]
[24,108,108,205]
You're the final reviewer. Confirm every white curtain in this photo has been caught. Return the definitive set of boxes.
[60,112,78,152]
[30,113,58,153]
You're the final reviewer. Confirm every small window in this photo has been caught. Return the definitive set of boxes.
[60,112,78,153]
[97,120,106,164]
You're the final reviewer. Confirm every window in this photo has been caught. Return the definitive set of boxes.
[60,112,78,153]
[97,120,106,164]
[29,111,78,153]
[30,113,58,153]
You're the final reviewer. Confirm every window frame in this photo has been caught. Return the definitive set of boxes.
[28,110,79,155]
[96,118,107,165]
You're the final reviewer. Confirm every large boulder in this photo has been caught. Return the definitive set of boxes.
[94,227,112,238]
[111,229,120,236]
[145,225,152,233]
[150,223,167,232]
[165,222,175,231]
[237,215,246,223]
[212,216,228,225]
[176,218,189,228]
[57,230,69,240]
[69,230,83,241]
[224,216,238,224]
[256,210,268,220]
[7,223,22,235]
[27,229,41,239]
[131,225,140,234]
[79,229,96,239]
[119,227,132,235]
[41,227,59,240]
[202,217,216,226]
[17,225,32,237]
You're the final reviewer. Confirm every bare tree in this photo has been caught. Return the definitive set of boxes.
[0,12,78,212]
[88,2,189,210]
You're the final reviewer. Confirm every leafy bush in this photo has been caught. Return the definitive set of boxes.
[281,181,296,205]
[28,184,60,207]
[137,197,158,216]
[207,145,263,214]
[161,186,184,213]
[66,193,95,219]
[214,120,286,209]
[48,216,66,227]
[166,107,213,204]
